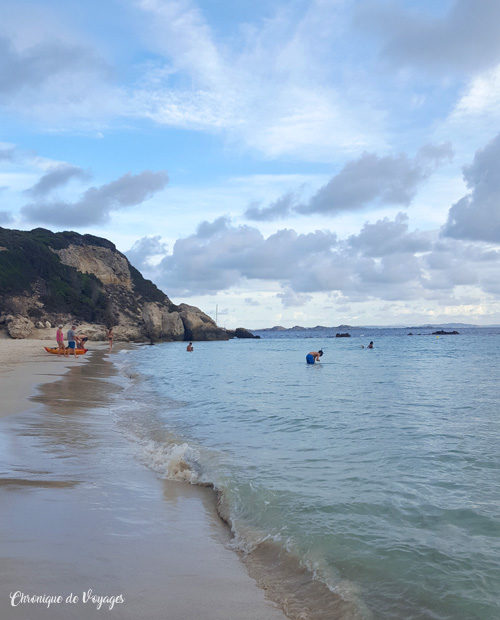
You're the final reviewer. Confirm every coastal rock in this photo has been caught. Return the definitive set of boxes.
[142,303,184,341]
[226,327,260,339]
[73,323,108,341]
[161,310,185,341]
[36,321,45,329]
[432,330,459,335]
[336,332,351,337]
[112,324,144,342]
[142,302,164,340]
[7,316,34,339]
[55,244,133,289]
[178,304,228,341]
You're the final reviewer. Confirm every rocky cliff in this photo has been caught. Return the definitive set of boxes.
[0,227,228,342]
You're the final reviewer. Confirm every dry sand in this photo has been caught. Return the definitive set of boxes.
[0,340,286,620]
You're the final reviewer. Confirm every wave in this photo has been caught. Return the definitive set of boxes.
[138,440,203,484]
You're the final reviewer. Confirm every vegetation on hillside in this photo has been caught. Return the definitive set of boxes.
[0,227,169,323]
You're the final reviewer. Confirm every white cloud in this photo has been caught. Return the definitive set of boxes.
[277,287,313,307]
[24,165,89,198]
[442,133,500,242]
[348,213,431,256]
[22,171,168,226]
[356,0,500,75]
[453,65,500,116]
[126,235,168,271]
[246,144,453,220]
[130,0,386,160]
[0,24,120,128]
[146,214,500,310]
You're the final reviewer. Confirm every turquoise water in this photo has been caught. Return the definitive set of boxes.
[117,331,500,619]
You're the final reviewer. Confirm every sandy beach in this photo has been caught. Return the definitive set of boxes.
[0,340,285,620]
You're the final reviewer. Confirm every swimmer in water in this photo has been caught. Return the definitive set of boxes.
[367,341,374,349]
[306,350,323,364]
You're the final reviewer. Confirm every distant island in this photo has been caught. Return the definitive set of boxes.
[251,323,500,337]
[253,323,486,333]
[258,324,352,332]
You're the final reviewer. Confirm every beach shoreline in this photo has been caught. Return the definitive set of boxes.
[0,340,285,620]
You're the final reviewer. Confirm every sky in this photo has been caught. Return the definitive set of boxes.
[1,0,500,328]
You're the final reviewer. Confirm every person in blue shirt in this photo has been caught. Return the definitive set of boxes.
[67,325,77,358]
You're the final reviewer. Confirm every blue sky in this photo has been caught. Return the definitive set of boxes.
[1,0,500,327]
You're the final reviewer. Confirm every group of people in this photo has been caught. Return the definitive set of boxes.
[55,325,88,357]
[306,341,374,364]
[55,326,114,356]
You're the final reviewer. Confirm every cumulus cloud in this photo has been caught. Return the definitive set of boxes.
[245,192,301,221]
[442,133,500,243]
[422,238,499,292]
[126,235,168,271]
[357,0,500,75]
[196,216,231,238]
[157,217,337,296]
[246,144,452,221]
[25,165,89,197]
[348,213,431,256]
[277,288,312,307]
[451,65,500,121]
[22,170,168,226]
[153,214,500,307]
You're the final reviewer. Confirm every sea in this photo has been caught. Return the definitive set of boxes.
[113,327,500,620]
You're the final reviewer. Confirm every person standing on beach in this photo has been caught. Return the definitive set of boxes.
[67,325,77,359]
[306,350,323,364]
[186,342,193,352]
[56,325,67,356]
[107,327,113,351]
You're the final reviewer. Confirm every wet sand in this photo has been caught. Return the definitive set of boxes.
[0,341,285,620]
[0,339,92,417]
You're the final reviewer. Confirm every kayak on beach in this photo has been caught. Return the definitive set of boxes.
[44,347,88,355]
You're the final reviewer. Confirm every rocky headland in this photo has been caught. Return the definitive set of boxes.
[0,227,230,342]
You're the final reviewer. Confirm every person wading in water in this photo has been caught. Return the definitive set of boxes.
[306,350,323,364]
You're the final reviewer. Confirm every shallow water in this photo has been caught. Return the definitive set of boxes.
[117,330,500,619]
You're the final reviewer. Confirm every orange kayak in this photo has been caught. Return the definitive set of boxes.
[44,347,88,356]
